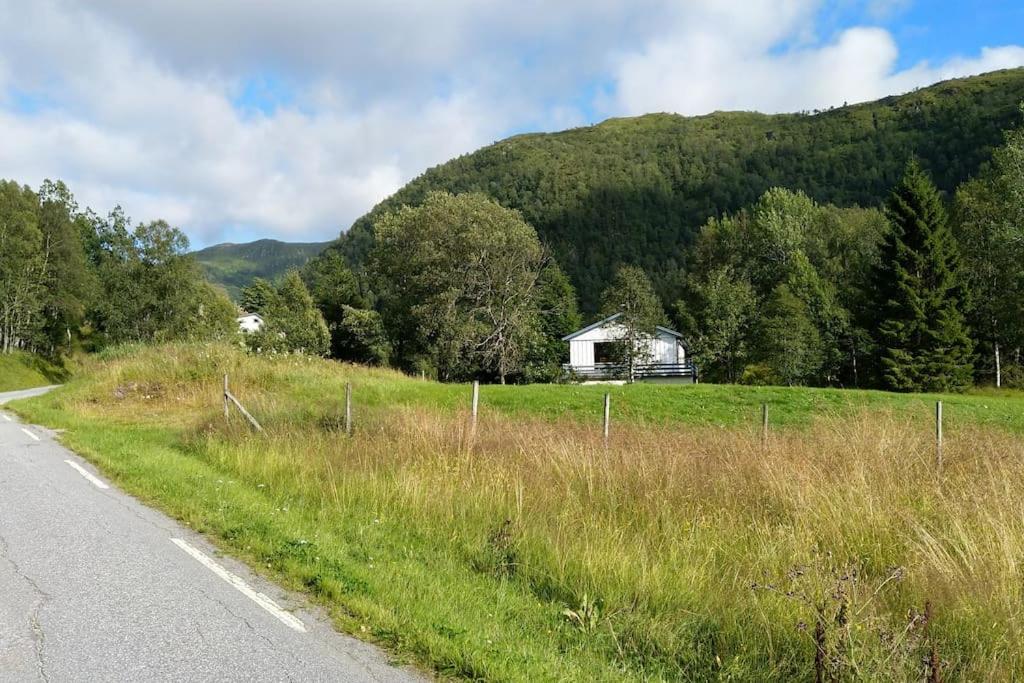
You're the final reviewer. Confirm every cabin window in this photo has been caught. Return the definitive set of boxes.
[593,342,617,364]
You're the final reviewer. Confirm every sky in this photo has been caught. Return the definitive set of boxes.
[1,1,1022,249]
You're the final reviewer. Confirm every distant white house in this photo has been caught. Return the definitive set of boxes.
[562,313,696,383]
[236,313,264,334]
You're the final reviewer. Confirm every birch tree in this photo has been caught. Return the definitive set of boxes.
[955,107,1024,387]
[599,265,666,383]
[0,181,44,353]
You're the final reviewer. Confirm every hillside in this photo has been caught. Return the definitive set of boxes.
[328,68,1024,312]
[193,239,329,298]
[0,352,68,392]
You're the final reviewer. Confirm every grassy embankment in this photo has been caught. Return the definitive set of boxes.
[11,343,1024,681]
[0,351,68,391]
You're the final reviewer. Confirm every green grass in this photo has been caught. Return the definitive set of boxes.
[206,358,1024,434]
[478,382,1024,432]
[0,351,68,391]
[11,343,1024,681]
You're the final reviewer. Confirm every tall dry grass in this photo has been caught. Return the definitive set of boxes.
[195,400,1024,679]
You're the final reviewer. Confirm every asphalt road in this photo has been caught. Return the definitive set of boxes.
[0,387,424,682]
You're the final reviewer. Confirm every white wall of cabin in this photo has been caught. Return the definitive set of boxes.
[568,322,683,367]
[237,315,264,333]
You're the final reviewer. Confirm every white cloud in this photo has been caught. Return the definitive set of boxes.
[610,3,1024,116]
[0,0,514,245]
[0,0,1021,247]
[883,45,1024,93]
[865,0,914,20]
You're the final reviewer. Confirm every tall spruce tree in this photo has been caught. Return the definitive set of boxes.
[871,161,973,392]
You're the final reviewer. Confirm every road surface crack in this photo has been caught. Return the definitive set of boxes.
[0,527,51,682]
[192,584,300,682]
[96,484,180,532]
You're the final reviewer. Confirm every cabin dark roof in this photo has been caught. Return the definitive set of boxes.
[562,313,622,341]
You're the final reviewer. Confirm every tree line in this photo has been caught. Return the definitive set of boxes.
[235,192,582,383]
[676,108,1024,391]
[0,180,237,356]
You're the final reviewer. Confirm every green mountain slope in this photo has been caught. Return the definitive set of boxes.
[193,239,329,299]
[330,68,1024,312]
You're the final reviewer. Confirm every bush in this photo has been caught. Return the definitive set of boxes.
[332,306,390,365]
[1003,364,1024,389]
[739,363,778,386]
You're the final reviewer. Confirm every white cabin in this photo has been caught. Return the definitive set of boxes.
[562,313,696,383]
[236,313,264,334]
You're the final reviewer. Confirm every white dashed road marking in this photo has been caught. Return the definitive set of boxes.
[171,538,307,633]
[64,459,110,489]
[2,413,11,421]
[20,427,39,441]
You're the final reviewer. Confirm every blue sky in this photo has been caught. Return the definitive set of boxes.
[848,1,1024,67]
[1,1,1022,248]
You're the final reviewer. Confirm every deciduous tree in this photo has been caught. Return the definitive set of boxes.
[521,262,581,382]
[751,284,824,386]
[251,270,330,356]
[372,192,547,383]
[683,267,757,383]
[599,265,666,382]
[333,305,390,365]
[954,107,1024,387]
[0,181,44,353]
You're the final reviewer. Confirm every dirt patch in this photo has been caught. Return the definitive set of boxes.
[112,382,165,400]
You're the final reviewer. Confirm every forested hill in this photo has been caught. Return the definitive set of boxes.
[194,239,329,298]
[329,68,1024,312]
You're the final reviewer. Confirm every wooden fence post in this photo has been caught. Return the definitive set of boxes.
[345,382,353,437]
[224,390,264,433]
[471,380,480,429]
[936,401,943,471]
[761,403,769,448]
[221,374,263,433]
[603,392,611,447]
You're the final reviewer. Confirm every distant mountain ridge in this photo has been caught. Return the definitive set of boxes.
[322,67,1024,312]
[193,238,329,299]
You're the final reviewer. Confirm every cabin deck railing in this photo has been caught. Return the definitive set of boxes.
[564,362,698,381]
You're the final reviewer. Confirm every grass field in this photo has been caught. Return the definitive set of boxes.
[11,343,1024,681]
[0,351,69,391]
